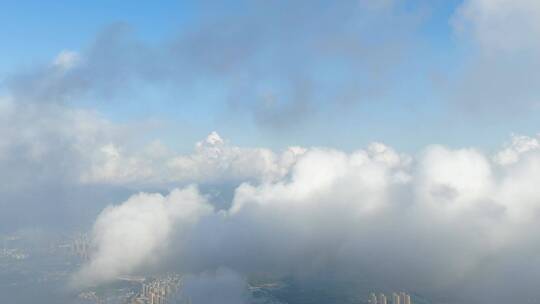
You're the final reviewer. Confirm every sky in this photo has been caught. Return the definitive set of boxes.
[3,1,540,304]
[1,0,538,152]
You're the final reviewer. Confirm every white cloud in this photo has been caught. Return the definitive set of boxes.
[5,84,540,302]
[450,0,540,112]
[80,131,305,186]
[72,186,213,286]
[80,143,157,185]
[230,146,409,214]
[72,132,540,302]
[164,133,305,185]
[0,98,303,188]
[0,100,120,190]
[453,0,540,53]
[497,151,540,221]
[416,145,493,212]
[53,50,81,71]
[493,134,540,165]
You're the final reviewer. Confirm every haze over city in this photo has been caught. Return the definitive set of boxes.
[1,1,540,303]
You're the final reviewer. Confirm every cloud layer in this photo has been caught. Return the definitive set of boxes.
[0,96,304,231]
[2,2,540,303]
[74,132,540,304]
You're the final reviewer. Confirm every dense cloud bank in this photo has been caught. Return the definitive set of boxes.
[72,132,540,304]
[3,82,540,304]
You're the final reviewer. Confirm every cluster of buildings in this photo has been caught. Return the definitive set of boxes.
[131,274,182,304]
[71,233,91,261]
[0,248,28,260]
[368,292,411,304]
[0,234,28,260]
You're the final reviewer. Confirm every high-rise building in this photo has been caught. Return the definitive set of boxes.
[392,292,400,304]
[368,291,411,304]
[399,292,411,304]
[368,293,378,304]
[72,233,90,260]
[405,294,411,304]
[137,274,182,304]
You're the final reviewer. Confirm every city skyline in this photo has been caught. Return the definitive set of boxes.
[369,291,412,304]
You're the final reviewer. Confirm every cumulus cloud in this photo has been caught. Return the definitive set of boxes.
[72,186,213,286]
[0,89,305,230]
[0,96,132,231]
[416,145,493,212]
[493,134,540,165]
[73,134,540,304]
[4,77,540,303]
[80,130,305,187]
[165,132,305,185]
[3,38,314,229]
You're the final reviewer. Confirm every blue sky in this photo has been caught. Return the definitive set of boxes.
[1,0,538,152]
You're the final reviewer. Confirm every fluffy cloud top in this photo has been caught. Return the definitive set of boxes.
[74,133,540,304]
[0,95,304,190]
[73,186,213,287]
[493,134,540,165]
[80,131,305,186]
